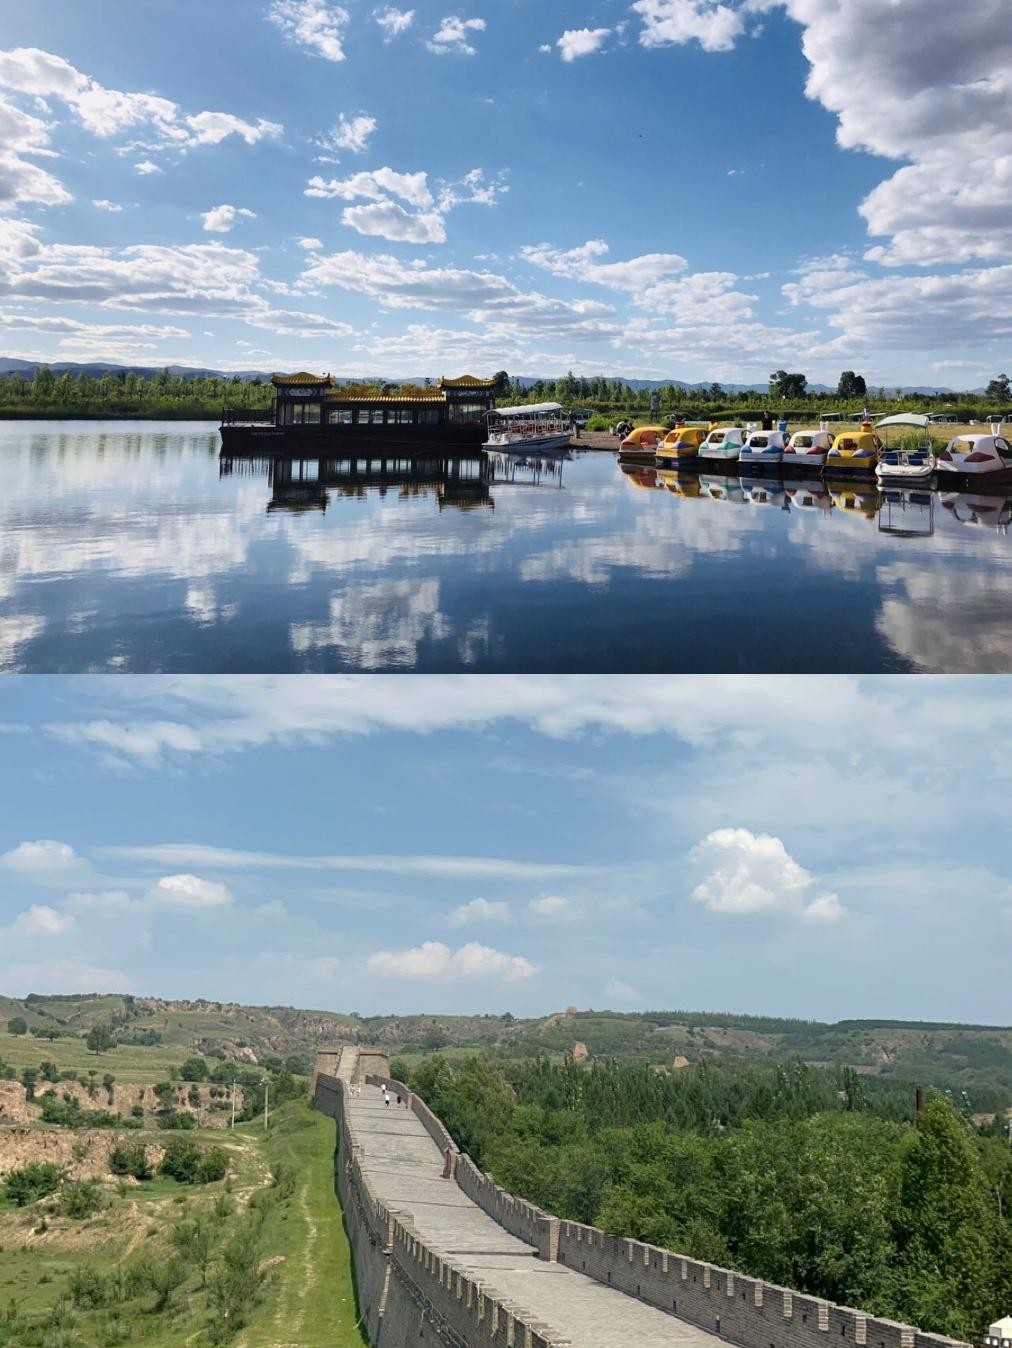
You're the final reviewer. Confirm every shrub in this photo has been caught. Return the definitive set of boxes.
[59,1180,106,1219]
[195,1148,229,1184]
[109,1142,152,1181]
[159,1138,202,1183]
[3,1162,63,1206]
[157,1110,196,1131]
[69,1265,108,1309]
[587,415,612,431]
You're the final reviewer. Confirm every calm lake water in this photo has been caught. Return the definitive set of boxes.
[1,421,1011,673]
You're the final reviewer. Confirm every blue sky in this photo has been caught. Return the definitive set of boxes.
[2,0,1010,387]
[1,675,1009,1022]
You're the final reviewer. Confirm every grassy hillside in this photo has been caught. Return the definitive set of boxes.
[3,993,1011,1108]
[0,1099,361,1348]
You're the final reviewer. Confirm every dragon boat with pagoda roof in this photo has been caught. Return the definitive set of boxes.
[221,373,498,453]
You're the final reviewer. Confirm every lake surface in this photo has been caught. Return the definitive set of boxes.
[1,421,1011,673]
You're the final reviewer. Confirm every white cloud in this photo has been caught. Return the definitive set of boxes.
[689,827,844,922]
[1,959,132,995]
[366,940,537,981]
[427,16,486,55]
[528,894,575,920]
[448,897,512,926]
[100,843,598,882]
[375,7,415,40]
[0,94,69,207]
[0,48,281,163]
[201,204,257,234]
[134,160,162,175]
[148,873,234,908]
[92,199,123,212]
[10,905,75,937]
[633,0,745,52]
[302,250,618,341]
[267,0,350,61]
[522,239,688,292]
[65,889,136,912]
[557,28,611,62]
[320,112,377,156]
[297,236,324,250]
[1,839,80,875]
[746,0,1012,268]
[605,978,643,1003]
[305,166,503,245]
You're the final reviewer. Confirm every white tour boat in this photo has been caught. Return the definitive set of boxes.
[874,413,937,484]
[483,402,573,452]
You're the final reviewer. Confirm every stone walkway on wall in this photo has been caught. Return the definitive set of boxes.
[349,1085,726,1348]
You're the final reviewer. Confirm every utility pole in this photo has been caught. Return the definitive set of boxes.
[262,1078,269,1132]
[230,1080,236,1130]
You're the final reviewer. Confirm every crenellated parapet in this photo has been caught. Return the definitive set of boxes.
[317,1071,970,1348]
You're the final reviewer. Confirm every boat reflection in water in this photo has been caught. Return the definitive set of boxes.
[220,451,495,514]
[618,460,1012,542]
[486,446,571,489]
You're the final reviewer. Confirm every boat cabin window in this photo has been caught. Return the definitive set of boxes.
[996,437,1010,453]
[359,409,385,425]
[418,408,441,425]
[751,436,768,448]
[794,435,813,448]
[284,403,321,425]
[328,409,354,425]
[951,439,974,453]
[709,431,726,444]
[389,409,414,425]
[448,401,488,424]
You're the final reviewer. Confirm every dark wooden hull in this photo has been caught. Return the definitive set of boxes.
[219,422,488,453]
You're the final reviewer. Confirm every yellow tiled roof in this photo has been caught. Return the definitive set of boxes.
[438,375,497,388]
[272,372,334,386]
[324,390,447,403]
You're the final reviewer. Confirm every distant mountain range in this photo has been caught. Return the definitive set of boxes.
[0,357,986,397]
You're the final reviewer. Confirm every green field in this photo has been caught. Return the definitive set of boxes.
[0,1099,363,1348]
[0,1028,186,1083]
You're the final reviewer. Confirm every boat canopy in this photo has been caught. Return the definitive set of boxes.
[875,413,931,429]
[494,402,564,417]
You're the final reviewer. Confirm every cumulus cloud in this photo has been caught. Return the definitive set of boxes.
[92,199,122,212]
[0,94,70,207]
[0,47,282,155]
[522,239,689,292]
[448,897,512,925]
[1,839,81,875]
[10,905,75,937]
[746,0,1012,267]
[374,7,415,39]
[689,828,844,922]
[201,204,256,234]
[302,250,618,341]
[528,895,575,920]
[148,873,234,909]
[366,940,537,981]
[65,890,136,912]
[557,28,611,61]
[267,0,350,61]
[0,226,350,338]
[633,0,745,52]
[319,112,377,156]
[305,166,505,245]
[427,16,486,55]
[134,160,162,175]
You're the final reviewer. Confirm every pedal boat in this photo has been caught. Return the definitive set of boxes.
[873,414,936,484]
[739,429,786,468]
[782,429,832,470]
[935,432,1012,482]
[697,426,745,462]
[824,428,882,475]
[655,425,707,465]
[618,425,668,459]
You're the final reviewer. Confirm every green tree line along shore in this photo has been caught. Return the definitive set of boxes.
[393,1054,1012,1343]
[1,366,1011,421]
